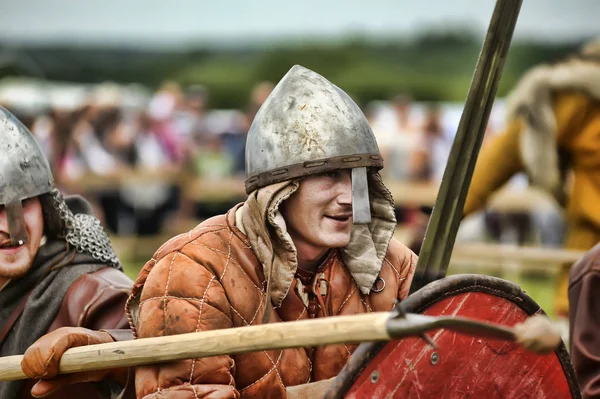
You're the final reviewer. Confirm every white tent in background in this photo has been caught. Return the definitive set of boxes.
[0,77,151,114]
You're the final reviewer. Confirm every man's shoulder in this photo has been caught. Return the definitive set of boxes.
[385,238,418,268]
[52,267,131,330]
[70,267,133,292]
[152,213,234,261]
[135,209,252,292]
[63,267,132,309]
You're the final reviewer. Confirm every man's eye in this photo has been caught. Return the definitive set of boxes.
[323,171,338,178]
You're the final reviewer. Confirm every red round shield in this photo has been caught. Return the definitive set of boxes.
[326,274,580,399]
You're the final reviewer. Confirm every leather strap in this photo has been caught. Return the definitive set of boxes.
[0,289,34,343]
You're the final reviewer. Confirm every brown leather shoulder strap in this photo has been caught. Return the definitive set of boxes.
[0,289,34,343]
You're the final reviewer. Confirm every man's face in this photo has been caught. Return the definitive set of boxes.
[0,197,44,279]
[280,170,354,258]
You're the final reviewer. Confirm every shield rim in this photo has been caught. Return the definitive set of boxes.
[325,273,581,399]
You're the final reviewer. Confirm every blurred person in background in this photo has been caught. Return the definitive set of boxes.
[57,83,128,184]
[118,110,182,236]
[221,81,274,177]
[369,94,423,240]
[405,105,453,254]
[30,109,57,170]
[173,84,211,157]
[463,40,600,335]
[147,81,186,163]
[178,83,231,178]
[60,106,134,233]
[410,104,452,184]
[57,84,183,236]
[383,94,422,181]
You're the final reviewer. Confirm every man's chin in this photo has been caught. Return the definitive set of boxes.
[322,234,352,249]
[0,255,33,278]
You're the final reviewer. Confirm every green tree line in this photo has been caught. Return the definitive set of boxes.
[0,32,582,109]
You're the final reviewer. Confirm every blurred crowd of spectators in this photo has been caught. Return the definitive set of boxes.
[1,80,274,235]
[1,78,516,240]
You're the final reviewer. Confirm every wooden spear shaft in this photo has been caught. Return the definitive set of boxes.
[0,312,390,381]
[0,311,558,382]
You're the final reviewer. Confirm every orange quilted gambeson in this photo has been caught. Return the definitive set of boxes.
[127,204,416,399]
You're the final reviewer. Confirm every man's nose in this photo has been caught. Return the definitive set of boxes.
[0,206,7,233]
[337,171,352,205]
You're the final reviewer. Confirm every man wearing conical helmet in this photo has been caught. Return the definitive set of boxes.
[0,106,133,399]
[24,65,416,398]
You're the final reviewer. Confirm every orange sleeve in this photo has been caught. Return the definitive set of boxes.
[134,252,239,399]
[463,118,525,217]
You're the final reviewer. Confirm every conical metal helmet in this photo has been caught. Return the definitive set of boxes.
[0,106,54,244]
[245,65,382,223]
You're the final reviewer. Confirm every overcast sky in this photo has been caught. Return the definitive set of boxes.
[0,0,598,48]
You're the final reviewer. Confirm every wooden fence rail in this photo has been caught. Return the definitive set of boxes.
[60,173,559,212]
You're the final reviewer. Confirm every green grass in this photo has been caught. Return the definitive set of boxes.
[482,271,556,317]
[123,262,146,281]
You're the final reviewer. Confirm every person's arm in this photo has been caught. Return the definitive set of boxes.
[134,251,239,399]
[463,118,524,217]
[76,127,122,175]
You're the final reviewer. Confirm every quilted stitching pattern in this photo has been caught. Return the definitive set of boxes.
[130,208,416,398]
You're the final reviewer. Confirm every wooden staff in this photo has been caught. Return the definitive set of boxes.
[0,311,560,381]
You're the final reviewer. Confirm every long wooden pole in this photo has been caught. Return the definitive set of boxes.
[0,313,390,381]
[0,311,558,382]
[409,0,523,294]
